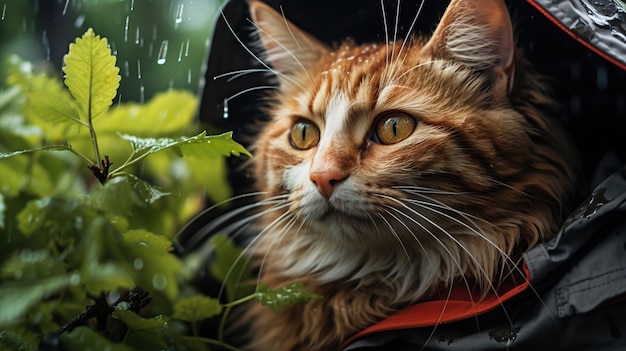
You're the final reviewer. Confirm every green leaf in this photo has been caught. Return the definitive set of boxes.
[208,234,254,302]
[256,283,322,313]
[0,274,76,327]
[172,295,223,322]
[119,131,251,158]
[0,145,75,159]
[89,175,169,217]
[62,28,120,120]
[120,230,182,301]
[112,302,169,330]
[0,329,38,351]
[96,91,198,136]
[122,229,173,253]
[7,56,82,128]
[60,327,133,351]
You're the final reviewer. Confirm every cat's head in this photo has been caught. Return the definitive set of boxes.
[247,0,576,298]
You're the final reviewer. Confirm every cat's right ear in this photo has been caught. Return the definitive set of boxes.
[248,1,329,77]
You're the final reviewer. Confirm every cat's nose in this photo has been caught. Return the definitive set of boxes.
[310,170,348,199]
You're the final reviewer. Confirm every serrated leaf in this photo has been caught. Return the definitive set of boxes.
[7,56,82,128]
[209,234,254,301]
[112,303,168,330]
[256,282,322,313]
[119,131,251,158]
[62,28,120,120]
[0,145,75,160]
[172,295,223,322]
[0,275,74,327]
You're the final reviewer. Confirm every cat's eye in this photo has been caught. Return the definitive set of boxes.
[289,119,320,150]
[373,112,417,144]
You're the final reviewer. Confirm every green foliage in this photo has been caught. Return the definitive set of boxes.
[0,28,320,351]
[256,283,323,313]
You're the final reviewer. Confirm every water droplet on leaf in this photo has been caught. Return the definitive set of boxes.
[152,273,167,290]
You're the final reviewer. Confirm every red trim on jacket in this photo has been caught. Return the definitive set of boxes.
[526,0,626,71]
[340,264,531,350]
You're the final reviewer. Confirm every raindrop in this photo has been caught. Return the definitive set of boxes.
[124,60,130,77]
[117,94,122,107]
[157,40,168,64]
[62,0,69,16]
[184,39,190,57]
[74,14,85,28]
[135,25,140,44]
[140,84,145,103]
[70,272,81,286]
[152,273,167,290]
[130,0,135,11]
[133,258,144,270]
[124,16,130,42]
[187,68,191,84]
[137,59,142,79]
[175,3,184,24]
[1,4,6,21]
[178,42,184,62]
[223,98,229,119]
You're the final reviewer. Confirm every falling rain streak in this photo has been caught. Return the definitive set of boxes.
[1,4,6,21]
[157,40,168,64]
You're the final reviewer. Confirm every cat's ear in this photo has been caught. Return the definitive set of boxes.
[424,0,515,91]
[248,1,329,77]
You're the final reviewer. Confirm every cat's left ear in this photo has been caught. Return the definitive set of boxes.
[248,1,330,78]
[424,0,515,92]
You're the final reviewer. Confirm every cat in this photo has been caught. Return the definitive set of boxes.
[227,0,578,350]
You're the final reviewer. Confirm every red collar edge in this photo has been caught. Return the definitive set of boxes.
[340,263,531,350]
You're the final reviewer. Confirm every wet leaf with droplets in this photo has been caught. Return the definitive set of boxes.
[256,282,322,313]
[119,130,251,158]
[112,302,168,330]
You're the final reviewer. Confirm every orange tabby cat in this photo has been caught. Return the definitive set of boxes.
[239,0,577,350]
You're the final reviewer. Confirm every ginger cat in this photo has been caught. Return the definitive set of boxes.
[232,0,577,350]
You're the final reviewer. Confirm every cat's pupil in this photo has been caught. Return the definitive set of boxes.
[374,112,417,145]
[289,119,320,150]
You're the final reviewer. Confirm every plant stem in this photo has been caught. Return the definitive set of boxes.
[87,111,102,170]
[218,293,257,342]
[181,336,243,351]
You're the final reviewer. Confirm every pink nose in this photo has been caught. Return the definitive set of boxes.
[310,170,348,199]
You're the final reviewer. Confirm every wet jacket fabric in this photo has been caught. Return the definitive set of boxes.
[341,156,626,350]
[198,0,626,349]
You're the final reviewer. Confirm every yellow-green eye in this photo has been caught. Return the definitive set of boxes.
[289,119,320,150]
[373,112,417,144]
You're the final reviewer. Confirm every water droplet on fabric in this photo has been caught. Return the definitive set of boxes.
[152,273,167,290]
[489,326,520,344]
